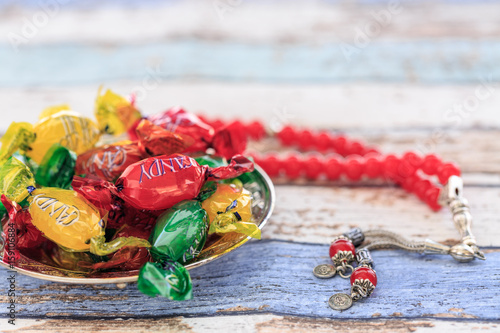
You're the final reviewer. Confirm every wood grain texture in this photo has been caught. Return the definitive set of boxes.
[2,1,500,43]
[2,83,500,132]
[3,316,500,333]
[1,40,499,86]
[0,241,498,321]
[267,184,500,246]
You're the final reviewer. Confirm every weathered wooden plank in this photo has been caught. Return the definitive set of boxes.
[1,83,500,132]
[3,316,500,333]
[1,40,499,86]
[0,241,498,320]
[268,185,500,246]
[2,1,500,44]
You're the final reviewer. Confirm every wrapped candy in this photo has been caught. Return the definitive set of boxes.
[202,182,260,239]
[93,89,246,159]
[71,176,161,229]
[35,144,76,189]
[0,157,35,217]
[38,104,71,120]
[137,200,209,300]
[75,119,193,183]
[95,88,142,136]
[146,107,214,153]
[138,261,192,300]
[0,89,260,302]
[149,200,209,264]
[115,153,253,211]
[1,196,45,251]
[0,108,101,165]
[146,108,247,159]
[75,141,143,182]
[135,119,192,157]
[78,225,152,271]
[0,122,35,166]
[194,155,226,168]
[0,157,34,205]
[25,186,151,255]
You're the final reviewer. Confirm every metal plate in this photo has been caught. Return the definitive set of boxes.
[0,165,275,284]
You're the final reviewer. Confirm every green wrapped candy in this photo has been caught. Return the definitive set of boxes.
[137,261,192,300]
[194,155,226,168]
[138,200,209,300]
[0,156,35,200]
[149,200,208,264]
[35,143,76,189]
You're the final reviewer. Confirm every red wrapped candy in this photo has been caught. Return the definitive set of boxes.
[115,153,253,211]
[71,176,160,229]
[135,119,192,157]
[129,108,247,159]
[75,142,144,182]
[147,107,214,153]
[1,195,46,254]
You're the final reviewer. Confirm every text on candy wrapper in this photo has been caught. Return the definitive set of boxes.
[139,156,194,183]
[33,194,80,226]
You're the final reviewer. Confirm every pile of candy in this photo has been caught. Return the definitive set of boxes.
[0,89,260,300]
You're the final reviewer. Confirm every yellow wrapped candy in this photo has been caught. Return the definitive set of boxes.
[201,182,261,239]
[0,108,101,165]
[29,110,101,164]
[95,88,142,136]
[38,104,71,120]
[27,187,150,255]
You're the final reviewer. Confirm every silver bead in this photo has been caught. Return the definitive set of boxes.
[343,228,365,247]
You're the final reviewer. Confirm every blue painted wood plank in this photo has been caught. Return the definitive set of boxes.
[0,240,498,320]
[0,40,499,87]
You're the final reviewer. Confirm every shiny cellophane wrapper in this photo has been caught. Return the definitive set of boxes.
[0,165,274,283]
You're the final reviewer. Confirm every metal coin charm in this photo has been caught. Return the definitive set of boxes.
[313,264,336,279]
[329,293,353,311]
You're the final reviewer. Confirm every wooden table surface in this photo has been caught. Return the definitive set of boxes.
[1,0,499,332]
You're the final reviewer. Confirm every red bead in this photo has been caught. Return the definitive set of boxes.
[383,154,402,183]
[413,179,432,200]
[304,155,325,180]
[421,154,442,175]
[401,174,420,193]
[437,162,461,185]
[329,239,356,260]
[344,157,364,181]
[331,136,347,156]
[283,154,302,180]
[425,186,442,211]
[347,140,365,156]
[298,130,315,150]
[402,151,422,168]
[315,132,332,152]
[364,148,381,156]
[259,153,281,178]
[246,121,265,140]
[364,156,382,179]
[399,152,421,178]
[277,126,296,146]
[350,266,377,287]
[325,156,343,180]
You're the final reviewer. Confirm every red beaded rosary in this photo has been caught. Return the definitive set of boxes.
[197,116,484,310]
